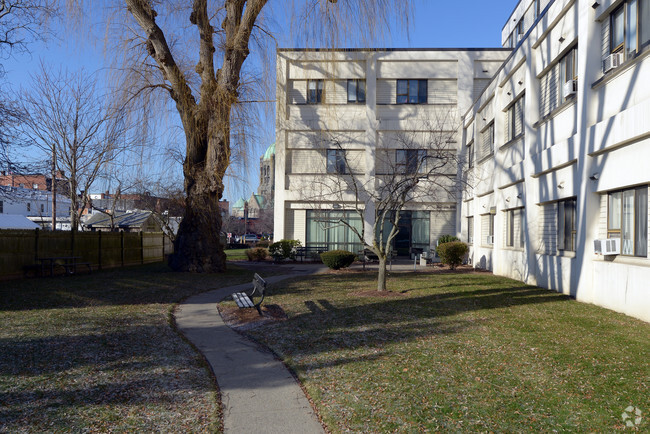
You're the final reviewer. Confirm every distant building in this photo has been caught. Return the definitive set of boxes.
[0,170,69,196]
[0,186,73,230]
[258,143,275,207]
[82,210,162,232]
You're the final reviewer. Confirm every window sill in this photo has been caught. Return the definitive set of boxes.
[476,153,494,165]
[501,134,524,149]
[592,47,650,91]
[480,244,495,248]
[533,98,576,129]
[536,251,576,258]
[594,255,649,266]
[501,246,525,252]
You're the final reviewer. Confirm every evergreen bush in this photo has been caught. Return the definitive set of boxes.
[269,239,301,260]
[246,247,269,261]
[320,250,356,270]
[437,241,469,270]
[438,234,461,245]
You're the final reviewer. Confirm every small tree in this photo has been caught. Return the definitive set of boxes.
[17,65,136,230]
[308,114,462,291]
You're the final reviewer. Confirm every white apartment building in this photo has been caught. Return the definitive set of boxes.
[274,0,650,322]
[0,186,72,230]
[461,0,650,322]
[274,48,511,255]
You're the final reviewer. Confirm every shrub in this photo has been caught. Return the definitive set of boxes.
[269,239,302,260]
[320,250,356,270]
[246,247,269,261]
[256,240,270,248]
[438,234,461,245]
[437,241,469,270]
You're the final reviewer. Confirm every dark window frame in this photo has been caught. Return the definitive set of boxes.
[396,79,428,104]
[607,186,648,257]
[558,198,577,252]
[396,149,427,174]
[307,79,324,104]
[326,149,347,174]
[347,79,366,103]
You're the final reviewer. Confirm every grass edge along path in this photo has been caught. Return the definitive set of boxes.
[0,262,257,433]
[241,271,650,432]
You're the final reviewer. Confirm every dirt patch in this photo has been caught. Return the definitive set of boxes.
[217,303,288,331]
[351,290,407,298]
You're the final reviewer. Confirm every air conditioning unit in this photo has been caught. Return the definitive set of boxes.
[562,79,577,98]
[603,53,624,74]
[594,238,621,255]
[468,236,474,244]
[487,235,494,245]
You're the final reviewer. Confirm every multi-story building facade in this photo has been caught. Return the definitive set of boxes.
[275,0,650,322]
[258,143,276,207]
[0,186,72,230]
[274,48,511,254]
[461,0,650,322]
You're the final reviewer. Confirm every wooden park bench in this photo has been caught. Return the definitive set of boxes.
[231,273,267,315]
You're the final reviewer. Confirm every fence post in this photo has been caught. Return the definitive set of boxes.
[121,231,125,267]
[140,231,144,265]
[34,228,39,261]
[98,231,102,271]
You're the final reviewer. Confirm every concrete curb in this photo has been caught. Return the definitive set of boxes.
[175,266,327,433]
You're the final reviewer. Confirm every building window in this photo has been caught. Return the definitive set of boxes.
[27,203,31,212]
[307,210,363,253]
[307,79,324,104]
[505,208,524,248]
[326,149,346,174]
[41,204,45,213]
[560,46,578,102]
[467,141,474,169]
[482,213,495,246]
[506,95,525,142]
[396,79,427,104]
[533,0,540,20]
[32,183,38,189]
[608,186,648,257]
[558,198,577,252]
[347,79,366,103]
[610,0,650,58]
[0,200,3,213]
[396,149,427,174]
[468,216,474,243]
[540,47,578,118]
[480,122,494,158]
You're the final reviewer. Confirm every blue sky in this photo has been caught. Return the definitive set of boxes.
[2,0,517,205]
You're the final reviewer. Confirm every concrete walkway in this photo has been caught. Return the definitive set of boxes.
[175,264,327,434]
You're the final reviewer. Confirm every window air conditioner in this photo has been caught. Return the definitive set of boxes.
[487,235,494,245]
[562,79,577,98]
[594,238,621,255]
[603,53,624,74]
[469,236,474,244]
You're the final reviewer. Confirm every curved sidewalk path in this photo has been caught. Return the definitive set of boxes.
[175,263,327,434]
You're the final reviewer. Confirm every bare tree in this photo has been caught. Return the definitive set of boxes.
[17,64,135,230]
[307,114,462,291]
[75,0,412,272]
[0,0,57,57]
[0,0,57,169]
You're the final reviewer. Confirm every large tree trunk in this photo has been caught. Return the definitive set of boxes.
[169,101,229,273]
[377,256,388,291]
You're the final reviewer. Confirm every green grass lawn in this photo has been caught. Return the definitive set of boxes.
[244,271,650,432]
[224,248,249,261]
[0,263,256,432]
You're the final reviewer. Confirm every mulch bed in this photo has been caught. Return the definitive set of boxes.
[217,303,288,331]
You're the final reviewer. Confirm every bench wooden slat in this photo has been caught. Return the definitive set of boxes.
[231,273,267,315]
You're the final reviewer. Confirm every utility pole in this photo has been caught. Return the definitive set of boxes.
[51,145,56,231]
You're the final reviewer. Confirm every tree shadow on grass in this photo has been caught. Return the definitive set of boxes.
[250,280,572,372]
[0,263,254,311]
